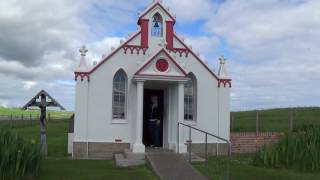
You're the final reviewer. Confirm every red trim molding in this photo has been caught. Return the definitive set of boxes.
[122,45,148,55]
[167,48,189,57]
[218,79,232,88]
[166,21,174,49]
[173,34,220,81]
[140,19,149,47]
[74,72,90,82]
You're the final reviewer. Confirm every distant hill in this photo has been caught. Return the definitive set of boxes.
[231,107,320,132]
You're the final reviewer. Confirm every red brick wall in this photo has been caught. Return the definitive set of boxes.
[231,132,282,154]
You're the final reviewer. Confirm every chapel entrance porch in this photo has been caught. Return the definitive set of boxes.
[132,77,189,153]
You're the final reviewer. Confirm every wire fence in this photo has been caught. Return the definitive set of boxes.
[0,113,72,128]
[230,107,320,132]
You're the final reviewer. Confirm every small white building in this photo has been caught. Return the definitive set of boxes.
[71,1,231,159]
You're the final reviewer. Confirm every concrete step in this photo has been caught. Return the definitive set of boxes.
[114,153,145,167]
[124,149,145,160]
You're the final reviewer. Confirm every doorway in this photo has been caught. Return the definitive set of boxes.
[143,89,164,147]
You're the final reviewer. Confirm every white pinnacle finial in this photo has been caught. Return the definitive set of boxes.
[219,55,226,65]
[79,45,88,57]
[76,45,89,72]
[218,56,228,78]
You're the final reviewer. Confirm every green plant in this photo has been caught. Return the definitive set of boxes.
[0,129,43,180]
[254,126,320,172]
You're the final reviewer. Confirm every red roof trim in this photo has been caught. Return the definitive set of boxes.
[173,34,220,81]
[135,49,187,76]
[135,74,187,78]
[88,31,141,75]
[138,2,176,25]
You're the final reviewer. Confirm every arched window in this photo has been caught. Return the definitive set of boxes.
[151,13,163,37]
[184,73,197,121]
[112,69,127,119]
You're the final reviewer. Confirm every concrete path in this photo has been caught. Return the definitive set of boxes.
[146,150,208,180]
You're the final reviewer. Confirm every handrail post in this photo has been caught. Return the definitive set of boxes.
[205,133,208,167]
[177,122,179,153]
[189,127,191,163]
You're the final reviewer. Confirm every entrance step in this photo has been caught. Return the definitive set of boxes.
[114,149,146,167]
[124,149,145,160]
[146,150,208,180]
[114,153,145,167]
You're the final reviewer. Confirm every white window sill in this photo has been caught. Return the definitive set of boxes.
[111,119,128,124]
[183,120,197,126]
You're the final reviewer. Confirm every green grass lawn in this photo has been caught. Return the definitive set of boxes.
[231,107,320,132]
[195,155,320,180]
[0,119,156,180]
[2,107,320,179]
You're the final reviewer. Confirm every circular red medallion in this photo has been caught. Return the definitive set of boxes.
[156,59,169,72]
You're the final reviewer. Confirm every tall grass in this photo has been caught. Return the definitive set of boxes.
[254,126,320,172]
[0,129,43,180]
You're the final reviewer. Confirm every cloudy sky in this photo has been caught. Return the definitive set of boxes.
[0,0,319,111]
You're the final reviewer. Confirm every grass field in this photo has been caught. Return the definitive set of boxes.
[0,120,156,180]
[195,155,320,180]
[231,107,320,132]
[1,107,320,179]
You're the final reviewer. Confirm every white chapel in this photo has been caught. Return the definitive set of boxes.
[70,0,231,158]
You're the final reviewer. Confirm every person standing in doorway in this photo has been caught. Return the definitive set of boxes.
[148,95,161,148]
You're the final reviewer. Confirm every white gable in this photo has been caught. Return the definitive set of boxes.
[135,49,186,77]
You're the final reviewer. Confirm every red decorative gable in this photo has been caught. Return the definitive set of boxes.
[135,49,187,77]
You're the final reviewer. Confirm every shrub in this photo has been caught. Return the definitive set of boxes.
[0,129,43,180]
[254,126,320,172]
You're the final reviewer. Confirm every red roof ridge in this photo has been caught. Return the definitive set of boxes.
[173,33,221,81]
[85,31,142,75]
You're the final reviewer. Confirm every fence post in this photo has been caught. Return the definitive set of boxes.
[21,114,24,121]
[289,110,293,132]
[10,114,13,128]
[256,110,259,134]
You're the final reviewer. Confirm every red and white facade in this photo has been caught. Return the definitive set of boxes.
[71,1,231,158]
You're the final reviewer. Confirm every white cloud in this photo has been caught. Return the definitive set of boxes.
[205,0,320,110]
[23,81,37,91]
[165,0,218,22]
[0,0,319,111]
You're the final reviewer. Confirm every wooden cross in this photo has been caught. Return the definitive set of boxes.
[22,90,65,155]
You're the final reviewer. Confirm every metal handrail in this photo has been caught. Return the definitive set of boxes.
[177,122,231,166]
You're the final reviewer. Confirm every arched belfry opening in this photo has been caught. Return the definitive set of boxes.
[151,12,163,37]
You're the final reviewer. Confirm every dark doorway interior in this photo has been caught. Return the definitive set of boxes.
[143,89,164,147]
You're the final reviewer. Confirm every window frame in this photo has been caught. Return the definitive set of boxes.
[184,74,197,123]
[111,69,128,123]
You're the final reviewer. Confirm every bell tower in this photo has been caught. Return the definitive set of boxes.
[137,1,176,49]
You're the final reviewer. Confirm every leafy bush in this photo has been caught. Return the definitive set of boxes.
[254,126,320,172]
[0,129,43,180]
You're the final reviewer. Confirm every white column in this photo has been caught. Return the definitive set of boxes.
[177,82,187,153]
[132,80,145,153]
